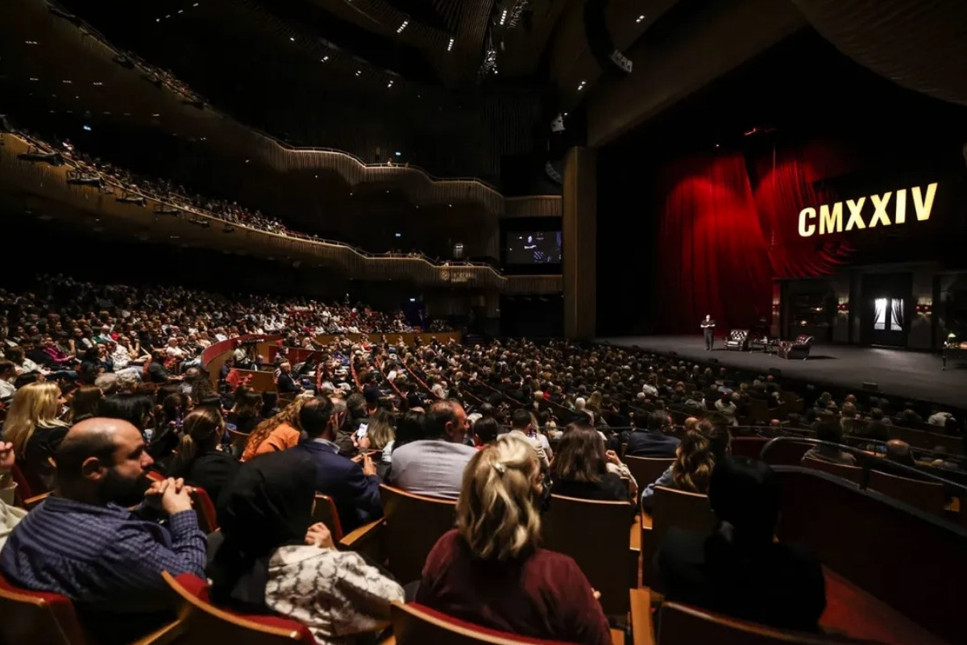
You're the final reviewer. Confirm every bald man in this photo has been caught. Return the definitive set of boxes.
[0,418,206,643]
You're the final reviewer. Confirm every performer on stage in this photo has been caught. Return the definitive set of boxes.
[701,314,716,350]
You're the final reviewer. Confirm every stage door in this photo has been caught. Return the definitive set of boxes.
[861,273,912,347]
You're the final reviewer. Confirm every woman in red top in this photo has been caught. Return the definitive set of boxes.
[417,434,611,645]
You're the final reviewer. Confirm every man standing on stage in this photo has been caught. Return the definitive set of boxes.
[701,314,716,350]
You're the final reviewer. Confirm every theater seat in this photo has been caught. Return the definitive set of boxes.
[801,458,864,485]
[311,493,344,542]
[391,601,580,645]
[0,571,90,645]
[188,486,219,533]
[162,571,315,645]
[656,601,874,644]
[379,484,457,584]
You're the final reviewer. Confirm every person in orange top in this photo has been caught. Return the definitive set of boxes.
[241,398,306,461]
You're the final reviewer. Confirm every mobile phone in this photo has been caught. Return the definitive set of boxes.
[355,423,369,439]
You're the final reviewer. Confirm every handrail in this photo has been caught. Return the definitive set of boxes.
[46,0,504,195]
[761,436,967,492]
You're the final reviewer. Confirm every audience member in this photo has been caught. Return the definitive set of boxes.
[388,400,475,499]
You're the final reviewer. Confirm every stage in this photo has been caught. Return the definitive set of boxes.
[595,335,967,409]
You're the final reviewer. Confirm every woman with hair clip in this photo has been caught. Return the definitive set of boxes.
[417,434,611,645]
[641,418,731,511]
[168,406,238,507]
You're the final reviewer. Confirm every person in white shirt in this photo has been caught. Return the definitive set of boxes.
[0,361,17,400]
[504,408,552,469]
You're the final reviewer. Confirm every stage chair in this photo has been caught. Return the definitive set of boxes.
[624,456,675,492]
[391,601,593,645]
[0,571,91,645]
[311,493,344,542]
[542,494,637,615]
[656,602,870,645]
[379,484,457,584]
[642,487,715,589]
[778,335,814,360]
[801,457,864,486]
[867,470,946,517]
[724,329,750,351]
[162,572,314,644]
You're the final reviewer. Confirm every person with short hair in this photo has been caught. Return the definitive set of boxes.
[417,434,611,645]
[803,418,856,466]
[388,399,475,499]
[293,397,382,532]
[0,418,206,644]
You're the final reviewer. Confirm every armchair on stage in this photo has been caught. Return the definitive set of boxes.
[778,334,814,360]
[724,329,750,351]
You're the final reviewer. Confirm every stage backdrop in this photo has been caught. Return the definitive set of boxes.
[655,140,966,333]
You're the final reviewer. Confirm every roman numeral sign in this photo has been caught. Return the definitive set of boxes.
[798,182,937,238]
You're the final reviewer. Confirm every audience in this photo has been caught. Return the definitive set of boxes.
[417,434,612,645]
[802,418,857,466]
[3,382,70,491]
[208,451,403,642]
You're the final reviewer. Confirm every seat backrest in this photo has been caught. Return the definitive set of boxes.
[162,572,315,645]
[644,486,716,588]
[624,456,675,491]
[189,486,219,533]
[311,493,344,542]
[657,602,860,645]
[391,602,577,645]
[542,494,636,614]
[796,335,814,346]
[0,572,89,645]
[380,484,457,584]
[730,436,769,459]
[760,441,811,466]
[801,457,863,485]
[867,469,946,516]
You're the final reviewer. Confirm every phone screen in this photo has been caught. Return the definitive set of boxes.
[355,423,369,439]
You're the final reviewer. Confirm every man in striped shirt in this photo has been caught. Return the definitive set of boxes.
[0,417,206,643]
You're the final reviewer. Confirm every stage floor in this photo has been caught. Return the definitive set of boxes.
[596,335,966,409]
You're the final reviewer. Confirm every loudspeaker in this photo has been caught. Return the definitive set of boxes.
[768,368,782,378]
[862,381,879,392]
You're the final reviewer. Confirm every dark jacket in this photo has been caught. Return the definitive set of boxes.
[292,439,382,532]
[625,430,680,458]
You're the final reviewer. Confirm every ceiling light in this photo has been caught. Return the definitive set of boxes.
[355,70,362,76]
[395,233,402,238]
[28,77,39,81]
[397,20,409,34]
[62,79,72,84]
[289,36,295,42]
[394,151,402,157]
[500,9,507,25]
[92,81,103,86]
[636,14,646,23]
[82,125,92,132]
[24,40,38,45]
[151,113,160,117]
[577,80,586,90]
[387,80,394,88]
[447,37,455,52]
[321,56,329,62]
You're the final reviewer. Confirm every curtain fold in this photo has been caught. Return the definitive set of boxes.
[656,152,773,333]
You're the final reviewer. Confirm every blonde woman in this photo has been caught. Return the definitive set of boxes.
[417,434,611,645]
[2,382,69,491]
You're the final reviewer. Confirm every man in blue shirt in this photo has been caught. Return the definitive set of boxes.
[0,417,206,643]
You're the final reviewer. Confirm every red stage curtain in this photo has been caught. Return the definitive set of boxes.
[752,142,855,278]
[656,152,774,333]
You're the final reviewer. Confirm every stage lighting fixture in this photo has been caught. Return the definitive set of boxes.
[448,37,455,52]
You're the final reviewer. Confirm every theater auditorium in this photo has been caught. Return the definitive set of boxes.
[0,1,965,644]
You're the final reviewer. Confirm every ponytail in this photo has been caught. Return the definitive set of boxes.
[178,433,198,464]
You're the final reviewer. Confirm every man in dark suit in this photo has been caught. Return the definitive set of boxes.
[276,361,303,394]
[701,314,716,351]
[624,411,680,457]
[292,397,382,532]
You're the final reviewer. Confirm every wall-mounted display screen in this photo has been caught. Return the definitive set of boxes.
[504,231,562,264]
